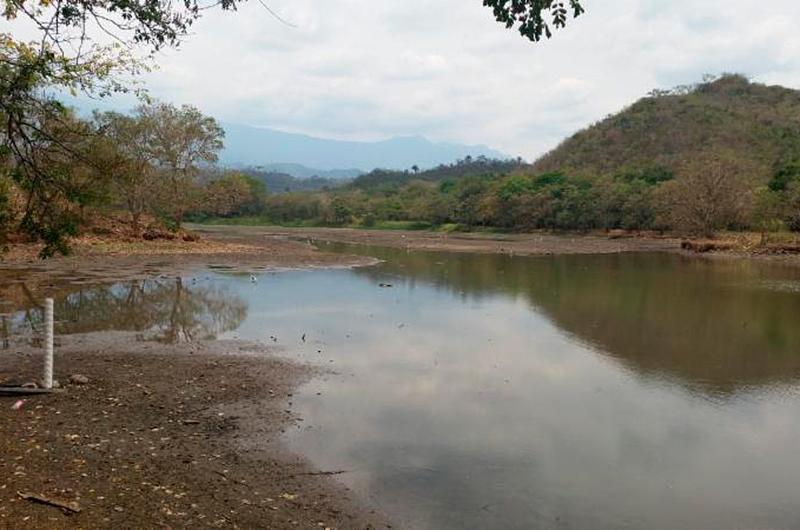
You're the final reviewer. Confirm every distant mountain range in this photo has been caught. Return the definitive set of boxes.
[219,123,508,177]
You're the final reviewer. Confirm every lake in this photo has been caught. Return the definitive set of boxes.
[5,245,800,529]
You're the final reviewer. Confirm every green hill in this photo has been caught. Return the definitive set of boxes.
[533,74,800,181]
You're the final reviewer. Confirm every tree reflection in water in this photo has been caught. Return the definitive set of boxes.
[336,243,800,395]
[5,278,247,344]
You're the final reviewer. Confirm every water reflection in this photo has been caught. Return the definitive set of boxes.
[248,245,800,530]
[3,278,246,344]
[334,244,800,395]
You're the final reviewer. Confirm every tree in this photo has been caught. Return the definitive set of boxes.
[767,164,800,232]
[1,0,177,253]
[654,157,755,236]
[328,196,354,225]
[93,111,158,236]
[2,104,113,255]
[784,182,800,232]
[138,102,224,227]
[484,0,585,42]
[752,187,785,244]
[0,172,13,249]
[1,0,236,253]
[201,171,266,217]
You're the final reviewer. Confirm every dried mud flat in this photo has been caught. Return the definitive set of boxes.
[0,334,390,530]
[197,225,800,267]
[197,225,681,256]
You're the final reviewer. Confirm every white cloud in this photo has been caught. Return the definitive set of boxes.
[27,0,800,159]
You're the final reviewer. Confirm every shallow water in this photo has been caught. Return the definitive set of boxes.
[4,247,800,529]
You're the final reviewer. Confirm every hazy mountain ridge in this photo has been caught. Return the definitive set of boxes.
[220,123,509,175]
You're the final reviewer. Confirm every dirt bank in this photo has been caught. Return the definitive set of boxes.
[195,225,681,256]
[0,333,389,529]
[0,231,377,304]
[195,225,800,266]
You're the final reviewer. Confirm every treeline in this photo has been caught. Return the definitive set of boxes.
[351,157,528,191]
[0,101,266,255]
[240,169,341,193]
[215,155,800,237]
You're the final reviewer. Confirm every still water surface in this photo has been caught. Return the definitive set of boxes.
[5,246,800,529]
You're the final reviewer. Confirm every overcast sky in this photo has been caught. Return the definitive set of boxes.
[84,0,800,159]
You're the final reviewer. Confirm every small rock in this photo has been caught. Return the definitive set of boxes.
[69,374,90,385]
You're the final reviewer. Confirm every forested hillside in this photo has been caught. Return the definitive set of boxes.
[534,74,800,180]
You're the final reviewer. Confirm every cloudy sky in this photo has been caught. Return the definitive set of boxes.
[84,0,800,159]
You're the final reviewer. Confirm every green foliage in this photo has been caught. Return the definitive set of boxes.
[484,0,585,41]
[769,164,800,192]
[351,157,526,191]
[783,182,800,232]
[330,197,354,225]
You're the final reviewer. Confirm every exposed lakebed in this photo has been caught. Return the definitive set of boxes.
[4,244,800,529]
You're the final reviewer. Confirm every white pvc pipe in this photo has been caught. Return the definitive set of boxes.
[43,298,53,389]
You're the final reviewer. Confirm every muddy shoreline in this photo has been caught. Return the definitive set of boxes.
[0,232,388,529]
[0,333,389,529]
[193,224,681,257]
[194,225,800,267]
[0,231,377,303]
